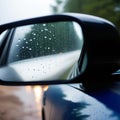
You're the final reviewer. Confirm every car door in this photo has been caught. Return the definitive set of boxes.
[43,82,120,120]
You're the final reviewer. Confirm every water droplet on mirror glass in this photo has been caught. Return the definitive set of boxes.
[16,44,19,47]
[29,39,32,42]
[29,48,32,51]
[45,29,48,31]
[26,41,28,44]
[44,36,47,39]
[43,24,46,26]
[18,39,21,42]
[48,47,50,50]
[32,33,36,36]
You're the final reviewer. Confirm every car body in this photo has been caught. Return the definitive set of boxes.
[38,14,120,120]
[42,83,120,120]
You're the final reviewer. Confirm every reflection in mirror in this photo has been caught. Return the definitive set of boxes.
[0,21,84,82]
[0,30,8,47]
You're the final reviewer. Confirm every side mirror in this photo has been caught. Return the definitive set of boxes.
[0,13,120,85]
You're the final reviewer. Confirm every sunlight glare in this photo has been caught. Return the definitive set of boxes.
[33,86,42,103]
[43,85,49,92]
[32,86,43,117]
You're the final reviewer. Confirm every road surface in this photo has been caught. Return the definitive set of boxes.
[0,85,45,120]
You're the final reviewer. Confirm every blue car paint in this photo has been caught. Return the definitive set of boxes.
[43,82,120,120]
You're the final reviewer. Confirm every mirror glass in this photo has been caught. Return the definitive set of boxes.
[0,21,84,82]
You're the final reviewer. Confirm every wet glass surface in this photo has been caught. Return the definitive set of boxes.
[8,21,83,63]
[0,21,84,82]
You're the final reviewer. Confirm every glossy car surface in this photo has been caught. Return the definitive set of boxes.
[40,1,120,119]
[42,82,120,120]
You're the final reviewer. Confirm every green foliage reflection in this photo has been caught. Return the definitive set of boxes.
[8,21,83,63]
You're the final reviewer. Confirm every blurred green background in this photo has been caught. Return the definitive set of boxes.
[51,0,120,31]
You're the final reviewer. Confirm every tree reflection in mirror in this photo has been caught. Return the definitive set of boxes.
[0,21,84,82]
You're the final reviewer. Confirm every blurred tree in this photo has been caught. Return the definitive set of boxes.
[52,0,120,30]
[51,0,64,13]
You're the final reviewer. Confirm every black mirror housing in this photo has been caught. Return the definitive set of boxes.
[0,13,120,85]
